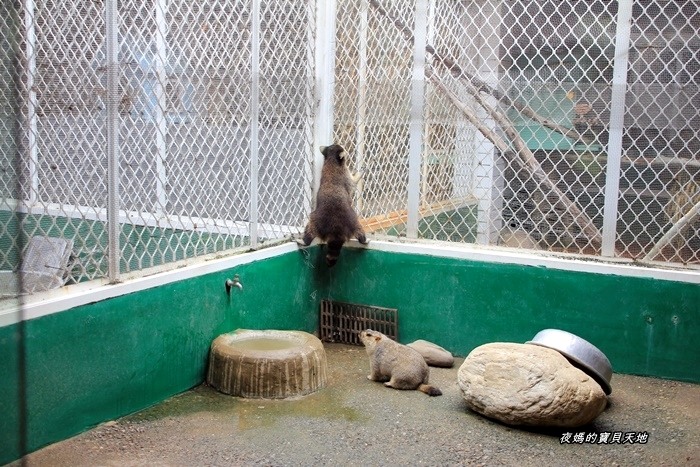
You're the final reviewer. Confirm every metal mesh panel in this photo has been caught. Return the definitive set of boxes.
[1,0,316,294]
[618,1,700,263]
[256,0,316,237]
[0,5,21,280]
[334,0,413,232]
[494,0,617,253]
[332,0,699,266]
[13,0,110,281]
[1,0,698,301]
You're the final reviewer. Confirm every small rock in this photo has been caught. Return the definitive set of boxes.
[458,342,607,427]
[408,340,454,368]
[498,227,540,249]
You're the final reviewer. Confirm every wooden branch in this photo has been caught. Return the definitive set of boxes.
[360,197,475,232]
[643,198,700,261]
[368,0,595,146]
[426,74,511,155]
[429,72,604,245]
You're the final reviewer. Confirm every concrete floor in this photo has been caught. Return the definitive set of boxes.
[13,344,700,466]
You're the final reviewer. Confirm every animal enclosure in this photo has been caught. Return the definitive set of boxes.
[1,0,699,296]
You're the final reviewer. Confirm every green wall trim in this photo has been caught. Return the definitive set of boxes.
[2,243,698,464]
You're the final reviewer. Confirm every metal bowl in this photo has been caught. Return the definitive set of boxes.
[526,329,613,395]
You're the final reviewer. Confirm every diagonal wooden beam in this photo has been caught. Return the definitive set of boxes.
[429,72,604,246]
[368,0,595,146]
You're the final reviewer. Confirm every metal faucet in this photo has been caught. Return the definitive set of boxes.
[225,274,243,293]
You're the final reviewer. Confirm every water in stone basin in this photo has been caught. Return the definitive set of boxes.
[227,337,298,351]
[208,330,328,398]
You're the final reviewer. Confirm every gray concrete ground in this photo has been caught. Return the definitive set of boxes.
[14,344,700,466]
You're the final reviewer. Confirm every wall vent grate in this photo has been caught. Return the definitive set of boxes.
[319,300,398,346]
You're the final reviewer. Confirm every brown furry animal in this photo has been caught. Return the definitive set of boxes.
[298,144,368,267]
[359,329,442,396]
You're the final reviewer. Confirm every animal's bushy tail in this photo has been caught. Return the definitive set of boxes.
[325,239,344,267]
[418,384,442,396]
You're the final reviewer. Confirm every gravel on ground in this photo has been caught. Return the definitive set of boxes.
[13,343,700,466]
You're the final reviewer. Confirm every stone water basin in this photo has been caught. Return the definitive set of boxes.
[207,329,327,399]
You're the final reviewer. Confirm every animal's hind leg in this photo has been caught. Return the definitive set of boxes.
[384,378,408,390]
[297,222,317,247]
[367,362,387,382]
[354,223,369,245]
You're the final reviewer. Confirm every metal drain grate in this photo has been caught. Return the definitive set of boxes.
[319,300,398,346]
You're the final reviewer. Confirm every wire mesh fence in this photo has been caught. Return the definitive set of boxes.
[334,0,700,264]
[0,0,698,299]
[1,0,316,293]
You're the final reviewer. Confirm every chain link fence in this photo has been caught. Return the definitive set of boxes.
[335,0,700,264]
[1,0,315,296]
[1,0,698,300]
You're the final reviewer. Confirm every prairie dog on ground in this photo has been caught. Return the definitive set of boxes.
[359,329,442,397]
[298,144,368,267]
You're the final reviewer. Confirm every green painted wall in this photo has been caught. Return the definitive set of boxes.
[1,244,698,464]
[328,248,700,384]
[0,247,324,464]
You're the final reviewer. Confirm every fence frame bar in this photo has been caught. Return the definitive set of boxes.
[406,0,429,238]
[601,0,633,257]
[105,0,121,282]
[313,0,337,203]
[249,0,261,247]
[153,0,169,213]
[22,0,39,204]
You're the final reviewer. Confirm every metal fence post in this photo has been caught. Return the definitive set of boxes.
[601,0,633,257]
[421,0,437,209]
[303,0,317,219]
[154,0,169,213]
[354,0,369,214]
[249,0,261,248]
[406,0,429,238]
[313,0,336,204]
[106,0,121,282]
[22,0,38,205]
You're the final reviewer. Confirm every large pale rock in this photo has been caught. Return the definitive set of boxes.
[498,227,540,249]
[408,340,455,368]
[458,342,607,427]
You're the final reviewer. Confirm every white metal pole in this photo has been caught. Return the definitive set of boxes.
[106,0,121,282]
[355,0,369,215]
[406,0,429,238]
[154,0,169,213]
[23,0,38,205]
[470,0,501,246]
[249,0,260,247]
[601,0,633,257]
[421,0,436,208]
[313,0,337,204]
[302,0,316,219]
